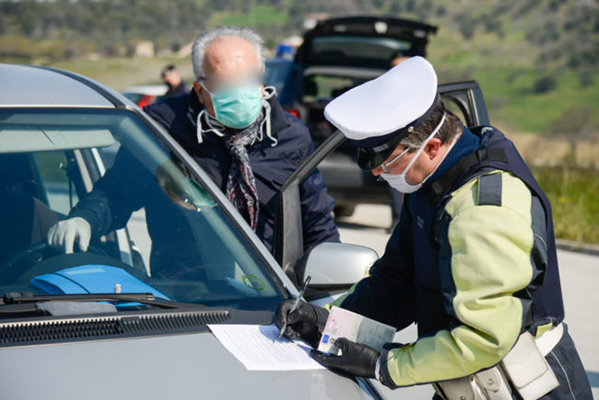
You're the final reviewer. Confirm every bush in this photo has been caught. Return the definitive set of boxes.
[532,75,557,94]
[533,165,599,244]
[579,69,595,88]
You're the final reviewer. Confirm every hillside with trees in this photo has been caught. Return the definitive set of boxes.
[1,0,597,75]
[1,0,598,242]
[4,0,597,136]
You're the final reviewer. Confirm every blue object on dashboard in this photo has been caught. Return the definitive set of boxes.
[31,265,169,300]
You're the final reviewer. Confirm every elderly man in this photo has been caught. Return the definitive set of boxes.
[144,27,339,252]
[48,27,339,261]
[275,57,591,399]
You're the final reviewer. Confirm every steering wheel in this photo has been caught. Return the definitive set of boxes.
[2,241,107,282]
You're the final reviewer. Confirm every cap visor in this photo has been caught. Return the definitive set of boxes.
[356,134,403,170]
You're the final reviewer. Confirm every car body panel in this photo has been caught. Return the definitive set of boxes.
[0,331,376,400]
[0,64,114,108]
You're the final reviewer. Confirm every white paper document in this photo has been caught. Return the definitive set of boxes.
[317,306,396,355]
[208,324,325,371]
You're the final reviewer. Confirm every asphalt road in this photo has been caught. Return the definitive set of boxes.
[337,204,599,399]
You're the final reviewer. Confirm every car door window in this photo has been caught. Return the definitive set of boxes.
[32,151,79,218]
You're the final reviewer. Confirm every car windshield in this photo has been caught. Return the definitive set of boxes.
[0,108,286,312]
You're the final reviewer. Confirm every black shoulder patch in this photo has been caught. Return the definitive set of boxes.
[477,173,502,206]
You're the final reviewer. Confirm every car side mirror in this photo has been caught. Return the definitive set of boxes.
[285,242,378,293]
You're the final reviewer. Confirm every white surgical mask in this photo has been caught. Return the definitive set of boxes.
[381,114,456,194]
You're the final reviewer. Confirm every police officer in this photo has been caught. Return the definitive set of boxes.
[275,57,592,399]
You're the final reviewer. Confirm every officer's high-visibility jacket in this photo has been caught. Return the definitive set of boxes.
[331,126,574,388]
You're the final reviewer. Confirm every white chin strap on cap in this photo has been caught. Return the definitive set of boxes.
[401,112,447,175]
[380,113,452,194]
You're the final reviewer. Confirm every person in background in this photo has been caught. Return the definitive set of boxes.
[390,50,410,68]
[161,64,187,99]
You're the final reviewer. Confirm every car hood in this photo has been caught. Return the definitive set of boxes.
[0,329,377,399]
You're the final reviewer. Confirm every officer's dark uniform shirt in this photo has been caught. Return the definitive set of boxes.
[144,90,340,252]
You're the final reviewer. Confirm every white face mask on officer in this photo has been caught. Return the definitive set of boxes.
[380,113,455,194]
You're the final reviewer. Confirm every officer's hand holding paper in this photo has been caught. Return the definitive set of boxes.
[312,337,380,378]
[310,306,396,380]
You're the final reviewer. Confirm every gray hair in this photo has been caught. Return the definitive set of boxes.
[399,97,463,150]
[191,26,265,80]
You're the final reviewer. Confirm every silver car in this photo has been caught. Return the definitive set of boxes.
[0,64,381,399]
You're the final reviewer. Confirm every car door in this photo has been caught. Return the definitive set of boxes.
[273,80,490,286]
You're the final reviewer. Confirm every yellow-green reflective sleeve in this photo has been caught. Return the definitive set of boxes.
[382,173,535,387]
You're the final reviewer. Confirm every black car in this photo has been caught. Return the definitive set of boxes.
[266,15,439,217]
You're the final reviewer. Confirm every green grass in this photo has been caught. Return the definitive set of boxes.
[428,29,599,136]
[532,166,599,244]
[213,6,288,28]
[48,57,195,92]
[486,70,599,134]
[431,46,599,134]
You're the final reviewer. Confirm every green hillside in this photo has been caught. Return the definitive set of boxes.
[1,0,597,242]
[2,0,596,138]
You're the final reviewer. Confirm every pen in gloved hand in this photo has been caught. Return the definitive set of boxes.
[278,275,311,339]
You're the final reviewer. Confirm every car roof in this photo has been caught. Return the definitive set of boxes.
[0,63,129,108]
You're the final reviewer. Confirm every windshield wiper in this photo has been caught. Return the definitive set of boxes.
[1,292,203,314]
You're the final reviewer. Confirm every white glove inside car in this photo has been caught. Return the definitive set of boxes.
[47,217,92,254]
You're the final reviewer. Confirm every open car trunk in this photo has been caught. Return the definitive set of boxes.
[295,16,438,69]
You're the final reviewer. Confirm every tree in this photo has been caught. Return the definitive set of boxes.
[533,76,557,94]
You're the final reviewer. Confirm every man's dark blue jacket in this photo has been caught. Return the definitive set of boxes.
[144,90,340,252]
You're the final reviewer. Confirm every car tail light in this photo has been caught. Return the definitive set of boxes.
[137,95,156,108]
[284,108,300,119]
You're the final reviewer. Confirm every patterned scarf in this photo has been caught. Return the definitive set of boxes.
[222,115,262,231]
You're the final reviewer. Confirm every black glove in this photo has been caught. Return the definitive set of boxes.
[311,337,379,379]
[275,299,329,347]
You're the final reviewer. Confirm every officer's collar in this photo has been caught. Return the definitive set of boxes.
[420,126,481,191]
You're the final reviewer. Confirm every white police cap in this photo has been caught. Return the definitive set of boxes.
[324,56,439,170]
